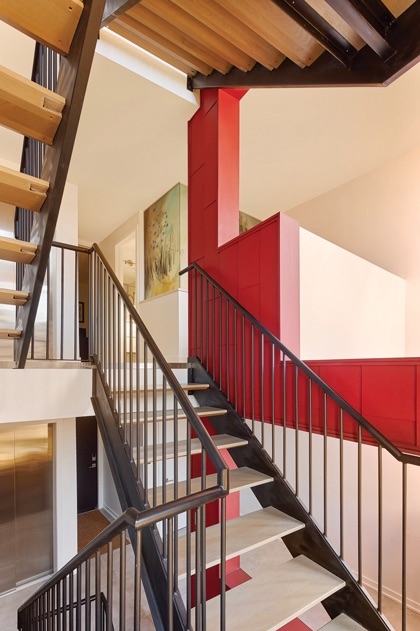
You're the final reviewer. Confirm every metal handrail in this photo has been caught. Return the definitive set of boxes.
[17,488,224,616]
[181,262,420,467]
[93,244,228,483]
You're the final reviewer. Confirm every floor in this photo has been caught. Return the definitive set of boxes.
[1,526,420,631]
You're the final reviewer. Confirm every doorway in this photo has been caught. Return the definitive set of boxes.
[76,416,98,514]
[115,230,137,307]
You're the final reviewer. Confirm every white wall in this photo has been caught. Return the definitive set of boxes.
[138,289,188,362]
[299,228,406,360]
[288,146,420,356]
[243,422,420,613]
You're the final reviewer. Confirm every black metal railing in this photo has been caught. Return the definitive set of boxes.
[89,244,229,629]
[182,262,420,631]
[15,43,60,289]
[18,493,224,631]
[22,241,90,361]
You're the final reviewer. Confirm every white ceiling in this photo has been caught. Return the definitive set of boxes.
[2,23,420,246]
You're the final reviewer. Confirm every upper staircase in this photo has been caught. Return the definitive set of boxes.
[0,0,105,367]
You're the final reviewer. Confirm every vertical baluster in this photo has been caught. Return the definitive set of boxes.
[167,517,174,631]
[68,572,73,631]
[295,366,299,496]
[120,529,127,631]
[271,344,275,463]
[323,393,328,536]
[63,574,67,631]
[152,357,157,507]
[283,353,287,478]
[195,503,202,631]
[402,462,407,631]
[162,378,168,557]
[220,496,226,631]
[46,258,51,359]
[47,587,51,631]
[200,450,207,628]
[261,333,265,450]
[129,316,133,458]
[242,315,246,421]
[200,273,203,361]
[234,308,237,410]
[134,529,142,631]
[107,543,113,631]
[173,395,179,592]
[308,379,312,515]
[195,269,198,357]
[123,304,127,443]
[251,324,255,436]
[76,565,81,631]
[357,424,362,585]
[206,279,209,370]
[112,285,117,402]
[60,248,64,360]
[186,424,192,631]
[136,329,141,483]
[57,578,61,631]
[378,445,383,613]
[212,284,216,380]
[85,559,90,631]
[144,343,149,501]
[107,276,111,386]
[339,409,344,559]
[116,293,121,415]
[74,251,78,360]
[219,289,222,386]
[226,298,229,401]
[95,551,101,630]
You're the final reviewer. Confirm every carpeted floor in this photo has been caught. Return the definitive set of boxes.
[78,509,128,554]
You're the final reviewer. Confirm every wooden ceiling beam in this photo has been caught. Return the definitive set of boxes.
[127,4,231,74]
[117,13,214,74]
[142,0,256,72]
[189,0,420,89]
[323,0,395,58]
[216,0,324,68]
[168,0,285,70]
[270,0,357,66]
[108,20,197,75]
[101,0,142,27]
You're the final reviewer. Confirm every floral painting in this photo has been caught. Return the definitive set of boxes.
[239,211,261,234]
[144,184,182,299]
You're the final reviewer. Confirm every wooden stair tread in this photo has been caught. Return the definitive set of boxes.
[0,0,84,55]
[149,466,273,505]
[0,329,22,339]
[320,614,366,630]
[139,433,247,463]
[0,64,65,144]
[178,506,304,579]
[202,555,345,631]
[0,288,29,306]
[0,236,37,264]
[122,405,226,422]
[0,164,48,212]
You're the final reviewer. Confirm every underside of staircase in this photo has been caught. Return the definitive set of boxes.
[0,0,105,367]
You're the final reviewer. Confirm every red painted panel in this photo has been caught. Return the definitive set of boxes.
[238,230,261,290]
[189,167,205,263]
[204,100,218,210]
[218,243,239,298]
[362,365,415,422]
[218,90,240,247]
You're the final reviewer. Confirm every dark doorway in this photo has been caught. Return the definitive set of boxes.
[76,416,98,514]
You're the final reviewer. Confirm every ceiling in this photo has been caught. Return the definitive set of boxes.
[103,0,420,89]
[1,17,420,246]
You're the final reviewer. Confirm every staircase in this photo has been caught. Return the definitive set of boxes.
[0,0,105,367]
[18,245,411,631]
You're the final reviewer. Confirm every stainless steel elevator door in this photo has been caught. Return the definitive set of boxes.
[0,428,16,594]
[0,424,53,593]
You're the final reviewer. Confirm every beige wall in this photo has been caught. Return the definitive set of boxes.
[287,146,420,356]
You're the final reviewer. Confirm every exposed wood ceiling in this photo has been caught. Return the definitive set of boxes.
[101,0,420,89]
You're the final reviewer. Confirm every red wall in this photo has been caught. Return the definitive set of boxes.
[188,89,300,356]
[305,357,420,453]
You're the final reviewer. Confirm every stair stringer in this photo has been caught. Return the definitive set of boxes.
[189,358,391,631]
[91,365,187,631]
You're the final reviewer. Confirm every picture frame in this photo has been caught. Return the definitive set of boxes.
[79,301,84,323]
